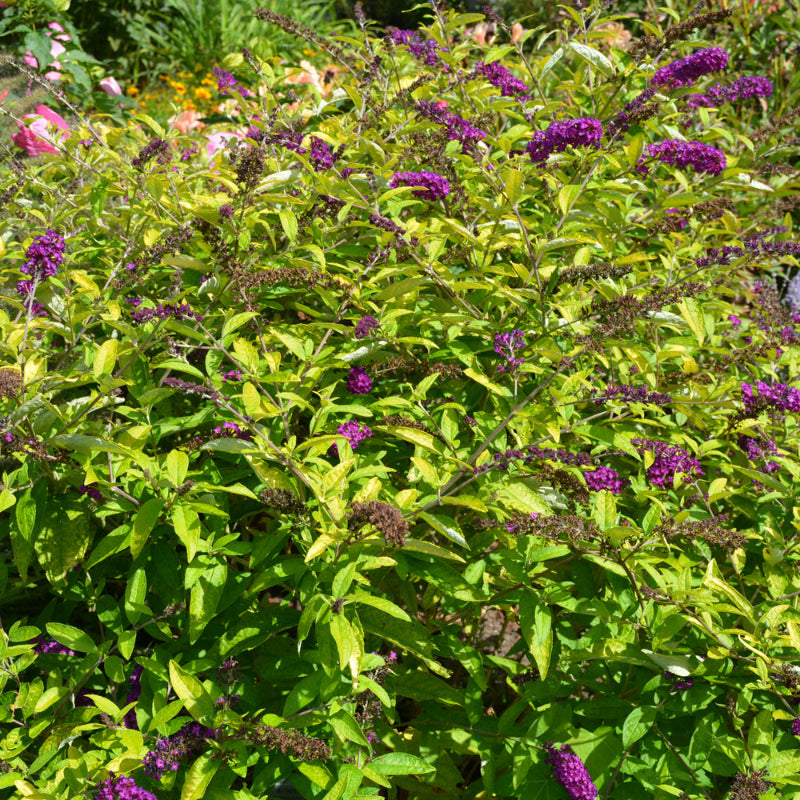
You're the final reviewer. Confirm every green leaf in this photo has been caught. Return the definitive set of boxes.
[93,339,119,378]
[189,557,227,644]
[503,168,524,205]
[279,208,298,242]
[329,708,369,747]
[557,184,582,215]
[329,614,354,671]
[46,623,96,654]
[168,660,216,723]
[35,500,91,585]
[124,567,148,625]
[370,753,436,776]
[496,483,551,515]
[519,595,553,679]
[181,753,219,800]
[568,42,615,76]
[679,298,705,346]
[166,450,189,487]
[131,498,165,558]
[622,706,656,748]
[592,490,617,531]
[172,501,202,562]
[118,630,137,660]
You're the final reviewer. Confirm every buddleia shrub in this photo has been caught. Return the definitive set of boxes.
[1,2,800,799]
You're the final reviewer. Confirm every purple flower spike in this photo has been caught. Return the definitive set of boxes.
[632,437,703,487]
[97,773,157,800]
[545,743,598,800]
[494,329,525,372]
[651,46,729,88]
[354,316,380,339]
[584,466,629,494]
[20,229,65,281]
[473,61,530,98]
[346,366,372,395]
[638,139,726,176]
[526,118,603,165]
[212,66,251,98]
[390,171,450,201]
[386,28,443,66]
[792,718,800,736]
[330,420,373,456]
[687,75,773,108]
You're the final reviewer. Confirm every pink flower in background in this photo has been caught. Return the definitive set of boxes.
[23,23,70,81]
[206,131,243,157]
[0,90,8,103]
[99,76,122,95]
[12,105,70,156]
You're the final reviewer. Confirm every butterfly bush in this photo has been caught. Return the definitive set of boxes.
[651,46,730,87]
[2,3,800,800]
[638,139,726,175]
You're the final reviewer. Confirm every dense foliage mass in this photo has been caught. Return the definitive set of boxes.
[1,0,800,798]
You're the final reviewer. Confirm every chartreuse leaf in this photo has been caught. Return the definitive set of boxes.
[168,660,216,723]
[172,501,202,562]
[181,753,218,800]
[93,338,118,378]
[34,499,91,585]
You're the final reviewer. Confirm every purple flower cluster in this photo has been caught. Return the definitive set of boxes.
[687,75,773,108]
[742,381,800,414]
[123,664,144,730]
[525,118,603,165]
[132,137,172,170]
[330,420,373,456]
[632,437,703,487]
[792,718,800,736]
[308,136,335,171]
[20,229,65,281]
[79,484,102,501]
[180,145,198,162]
[545,743,598,800]
[143,720,217,779]
[386,29,442,66]
[475,445,591,475]
[212,66,252,98]
[651,46,729,88]
[593,384,671,406]
[389,171,450,201]
[346,366,372,394]
[473,61,530,98]
[211,421,252,441]
[221,369,244,382]
[97,774,157,800]
[584,466,629,494]
[494,329,525,372]
[33,635,75,656]
[130,302,203,324]
[665,671,694,691]
[638,139,726,176]
[415,100,488,148]
[354,315,380,339]
[738,433,780,473]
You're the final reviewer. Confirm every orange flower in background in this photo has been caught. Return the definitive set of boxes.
[169,109,206,135]
[511,22,525,43]
[594,20,632,49]
[284,60,341,98]
[193,87,212,102]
